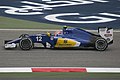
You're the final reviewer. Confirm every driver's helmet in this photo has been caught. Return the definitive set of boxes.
[46,32,51,37]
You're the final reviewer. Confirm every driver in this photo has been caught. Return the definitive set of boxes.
[54,26,68,36]
[63,25,68,34]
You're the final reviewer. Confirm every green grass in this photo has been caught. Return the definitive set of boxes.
[0,16,63,29]
[0,73,120,78]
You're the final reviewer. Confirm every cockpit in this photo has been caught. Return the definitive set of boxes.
[54,26,73,36]
[54,30,63,36]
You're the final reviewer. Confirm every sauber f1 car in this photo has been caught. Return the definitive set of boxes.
[4,27,113,51]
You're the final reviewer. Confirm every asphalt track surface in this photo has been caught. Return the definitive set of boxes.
[0,30,120,67]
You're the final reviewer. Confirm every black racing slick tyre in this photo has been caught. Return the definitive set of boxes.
[94,38,108,51]
[19,38,33,50]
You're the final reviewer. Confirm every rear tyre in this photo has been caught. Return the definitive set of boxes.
[19,38,33,50]
[95,38,108,51]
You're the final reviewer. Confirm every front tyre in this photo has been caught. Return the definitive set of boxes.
[19,34,29,38]
[19,38,33,50]
[95,38,108,51]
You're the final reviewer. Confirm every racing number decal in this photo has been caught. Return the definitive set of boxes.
[36,36,42,41]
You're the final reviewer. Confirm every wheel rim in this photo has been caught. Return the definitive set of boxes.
[20,38,33,50]
[95,39,107,51]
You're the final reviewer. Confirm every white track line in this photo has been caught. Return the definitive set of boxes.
[0,67,32,72]
[0,29,120,32]
[86,68,120,73]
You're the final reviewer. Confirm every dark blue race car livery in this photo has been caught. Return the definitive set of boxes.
[4,27,113,51]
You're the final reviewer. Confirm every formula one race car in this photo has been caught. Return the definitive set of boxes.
[4,26,113,51]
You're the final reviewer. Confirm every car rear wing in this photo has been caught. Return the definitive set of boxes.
[98,27,113,44]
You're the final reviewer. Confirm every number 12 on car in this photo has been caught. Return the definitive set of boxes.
[36,36,42,41]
